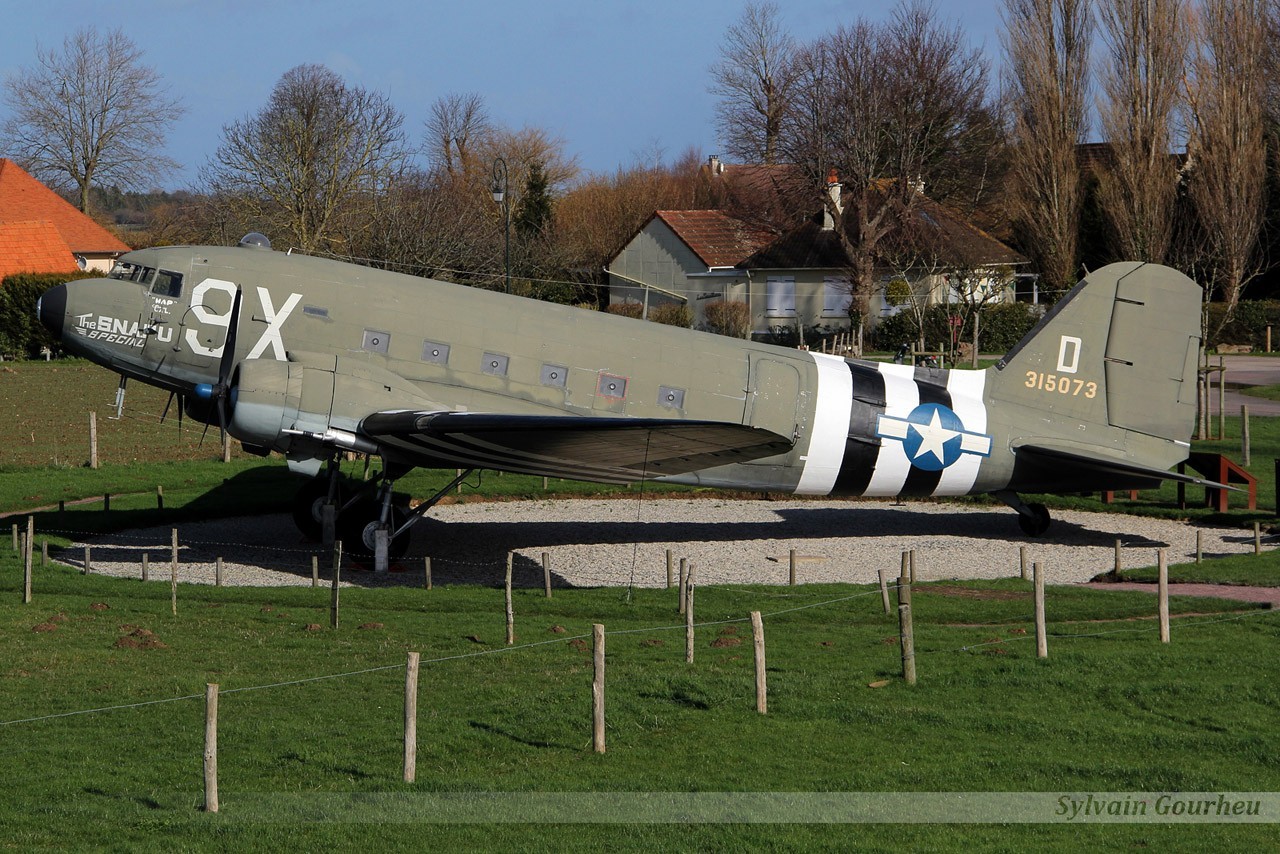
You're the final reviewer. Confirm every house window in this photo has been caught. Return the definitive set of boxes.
[823,277,851,316]
[765,276,796,316]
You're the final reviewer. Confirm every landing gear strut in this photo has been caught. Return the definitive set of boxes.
[290,463,476,563]
[995,490,1051,537]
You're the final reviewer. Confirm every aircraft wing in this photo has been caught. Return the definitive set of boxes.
[1014,444,1236,491]
[360,411,795,483]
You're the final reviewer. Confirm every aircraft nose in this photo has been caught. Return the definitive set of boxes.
[38,283,67,337]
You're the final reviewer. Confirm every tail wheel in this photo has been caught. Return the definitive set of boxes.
[1017,503,1051,537]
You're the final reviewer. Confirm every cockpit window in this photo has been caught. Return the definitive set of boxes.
[109,262,156,285]
[151,269,183,298]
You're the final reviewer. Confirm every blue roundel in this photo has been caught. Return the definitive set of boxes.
[900,403,966,471]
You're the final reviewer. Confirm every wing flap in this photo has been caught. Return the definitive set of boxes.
[361,411,795,483]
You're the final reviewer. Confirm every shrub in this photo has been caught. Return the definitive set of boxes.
[605,302,643,320]
[0,271,97,359]
[703,300,751,338]
[649,303,693,328]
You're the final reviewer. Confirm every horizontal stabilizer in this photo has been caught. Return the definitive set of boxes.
[361,411,795,483]
[1015,444,1237,492]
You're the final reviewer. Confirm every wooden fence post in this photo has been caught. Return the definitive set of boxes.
[685,563,696,664]
[1113,539,1122,576]
[23,516,34,604]
[89,411,98,470]
[505,552,515,645]
[1034,562,1048,659]
[204,683,219,813]
[330,541,342,629]
[1158,549,1170,644]
[678,558,687,614]
[898,602,916,685]
[10,522,16,551]
[751,611,767,713]
[1196,530,1203,564]
[142,553,149,582]
[170,528,178,616]
[665,549,673,589]
[404,651,420,783]
[311,555,319,588]
[542,551,552,599]
[214,557,223,587]
[878,568,891,615]
[909,549,917,584]
[1254,521,1262,556]
[156,484,164,510]
[788,548,796,586]
[424,556,432,590]
[83,545,90,575]
[1019,546,1028,581]
[592,623,606,754]
[22,535,32,606]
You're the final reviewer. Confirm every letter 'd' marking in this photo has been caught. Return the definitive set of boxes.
[1056,335,1082,374]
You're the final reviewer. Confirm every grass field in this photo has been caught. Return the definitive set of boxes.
[1,553,1278,850]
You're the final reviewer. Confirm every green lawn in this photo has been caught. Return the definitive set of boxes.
[0,554,1277,850]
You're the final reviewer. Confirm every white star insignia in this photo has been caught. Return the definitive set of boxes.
[909,409,959,464]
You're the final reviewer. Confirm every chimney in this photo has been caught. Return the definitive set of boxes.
[823,168,843,230]
[708,154,723,175]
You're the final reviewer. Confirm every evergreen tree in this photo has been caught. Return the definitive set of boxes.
[514,161,553,237]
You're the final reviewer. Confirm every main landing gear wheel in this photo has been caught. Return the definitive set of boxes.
[292,479,341,542]
[337,500,410,560]
[1017,502,1051,537]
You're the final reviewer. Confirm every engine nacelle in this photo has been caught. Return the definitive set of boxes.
[229,359,328,453]
[228,354,437,470]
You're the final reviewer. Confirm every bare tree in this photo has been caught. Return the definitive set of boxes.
[203,64,408,252]
[1,27,183,212]
[780,1,993,335]
[423,92,491,176]
[1002,0,1093,295]
[1183,0,1269,328]
[709,2,798,165]
[1095,0,1189,263]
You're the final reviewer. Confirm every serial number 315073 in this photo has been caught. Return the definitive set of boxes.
[1025,371,1097,398]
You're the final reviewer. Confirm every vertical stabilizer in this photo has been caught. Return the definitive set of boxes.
[991,262,1202,446]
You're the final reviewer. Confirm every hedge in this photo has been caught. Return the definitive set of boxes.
[0,271,97,359]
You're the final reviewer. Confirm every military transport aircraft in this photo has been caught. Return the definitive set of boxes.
[37,233,1213,564]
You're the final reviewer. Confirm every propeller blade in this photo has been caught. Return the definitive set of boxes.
[217,287,243,388]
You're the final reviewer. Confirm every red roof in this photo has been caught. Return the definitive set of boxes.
[0,159,130,254]
[653,210,775,268]
[0,220,78,277]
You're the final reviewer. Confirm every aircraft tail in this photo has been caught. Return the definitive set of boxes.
[989,262,1203,471]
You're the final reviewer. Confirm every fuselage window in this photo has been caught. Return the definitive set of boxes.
[151,270,183,298]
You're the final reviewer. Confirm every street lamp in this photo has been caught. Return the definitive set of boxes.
[491,156,510,294]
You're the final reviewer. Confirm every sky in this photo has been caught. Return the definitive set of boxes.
[1,0,1007,191]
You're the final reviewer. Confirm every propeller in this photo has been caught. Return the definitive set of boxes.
[161,391,186,438]
[193,287,243,447]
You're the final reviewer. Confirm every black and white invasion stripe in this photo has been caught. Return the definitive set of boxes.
[795,353,989,499]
